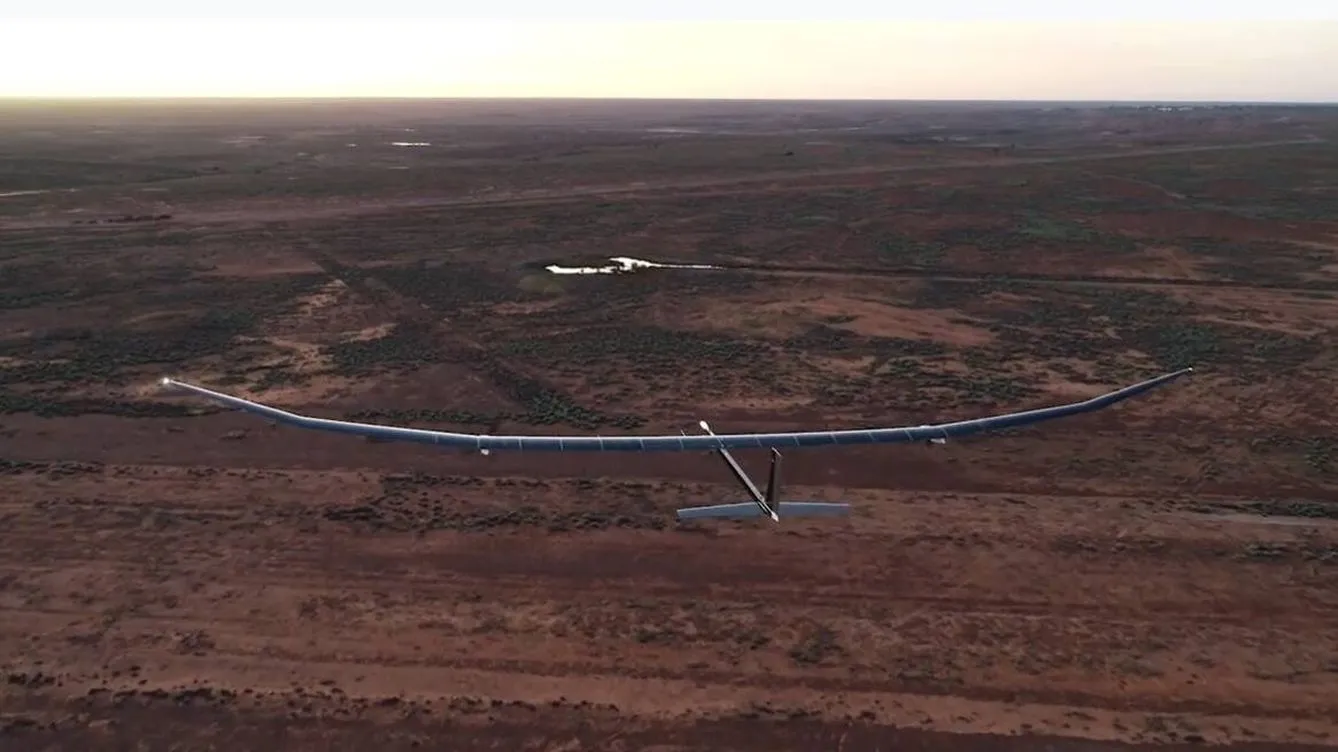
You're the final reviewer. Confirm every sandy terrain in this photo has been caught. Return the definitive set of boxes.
[2,99,1338,750]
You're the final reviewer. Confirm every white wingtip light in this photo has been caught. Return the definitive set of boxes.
[699,420,711,432]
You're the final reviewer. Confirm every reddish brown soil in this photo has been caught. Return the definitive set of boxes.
[3,100,1338,750]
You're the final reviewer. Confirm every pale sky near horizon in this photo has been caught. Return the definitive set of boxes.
[2,5,1336,101]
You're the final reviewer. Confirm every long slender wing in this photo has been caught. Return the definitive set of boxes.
[157,367,1192,453]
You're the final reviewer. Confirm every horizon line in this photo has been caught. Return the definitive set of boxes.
[3,95,1337,106]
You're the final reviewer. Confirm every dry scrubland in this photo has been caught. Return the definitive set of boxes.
[2,99,1338,750]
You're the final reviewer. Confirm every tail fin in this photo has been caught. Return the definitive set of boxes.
[673,422,849,523]
[765,448,780,505]
[699,420,777,521]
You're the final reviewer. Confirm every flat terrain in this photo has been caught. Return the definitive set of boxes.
[3,98,1338,750]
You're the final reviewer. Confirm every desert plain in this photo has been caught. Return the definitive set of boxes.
[2,98,1338,750]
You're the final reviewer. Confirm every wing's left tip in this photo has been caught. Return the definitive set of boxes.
[1154,366,1194,382]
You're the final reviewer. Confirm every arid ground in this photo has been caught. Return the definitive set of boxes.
[3,99,1338,750]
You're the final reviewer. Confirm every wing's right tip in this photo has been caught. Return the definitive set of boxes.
[1154,366,1194,382]
[1138,366,1194,391]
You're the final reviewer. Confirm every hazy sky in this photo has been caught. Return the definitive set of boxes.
[2,5,1335,101]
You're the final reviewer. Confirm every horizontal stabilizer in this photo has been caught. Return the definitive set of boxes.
[676,501,851,521]
[779,502,852,517]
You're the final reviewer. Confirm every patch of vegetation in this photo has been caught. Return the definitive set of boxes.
[0,259,199,309]
[916,366,1042,405]
[499,324,796,408]
[689,190,884,236]
[788,626,845,665]
[0,310,260,387]
[0,458,104,476]
[1177,236,1334,288]
[1014,214,1138,252]
[905,278,1006,310]
[783,326,949,358]
[251,367,310,391]
[296,199,667,259]
[374,261,544,313]
[0,156,202,191]
[479,356,646,429]
[327,322,645,430]
[923,187,998,212]
[764,321,1045,409]
[0,393,215,418]
[876,234,947,267]
[343,407,499,426]
[1078,290,1317,371]
[933,227,1031,253]
[934,215,1136,256]
[322,475,667,533]
[1110,147,1338,221]
[325,321,445,375]
[501,325,771,367]
[1249,435,1338,476]
[785,326,1045,404]
[1236,537,1338,561]
[1304,439,1338,475]
[1063,190,1167,213]
[322,501,663,533]
[906,281,1324,376]
[348,403,644,431]
[549,269,761,323]
[1233,499,1338,520]
[0,270,327,417]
